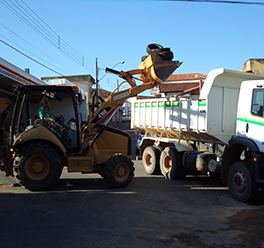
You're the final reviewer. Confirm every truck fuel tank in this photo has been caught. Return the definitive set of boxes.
[183,151,216,172]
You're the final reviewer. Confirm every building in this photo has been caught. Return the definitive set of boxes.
[91,88,124,123]
[240,59,264,75]
[122,100,131,121]
[90,88,111,115]
[151,72,207,98]
[166,73,207,83]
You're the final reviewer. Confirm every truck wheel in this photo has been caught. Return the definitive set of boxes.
[142,146,161,175]
[160,147,185,179]
[103,154,134,188]
[13,142,63,191]
[227,161,257,202]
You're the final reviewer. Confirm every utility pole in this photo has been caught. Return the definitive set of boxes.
[95,59,124,109]
[96,58,99,109]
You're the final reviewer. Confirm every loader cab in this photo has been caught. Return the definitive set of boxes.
[11,85,81,152]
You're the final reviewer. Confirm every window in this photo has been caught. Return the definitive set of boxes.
[252,89,264,117]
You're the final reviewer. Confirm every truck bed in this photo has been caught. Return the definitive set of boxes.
[131,69,264,145]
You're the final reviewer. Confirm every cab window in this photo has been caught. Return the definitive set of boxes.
[252,89,264,117]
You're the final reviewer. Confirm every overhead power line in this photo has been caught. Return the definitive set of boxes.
[165,0,264,5]
[0,23,77,75]
[0,38,65,76]
[0,0,94,73]
[19,0,94,69]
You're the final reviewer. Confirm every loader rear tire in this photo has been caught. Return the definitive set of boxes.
[13,142,63,191]
[103,154,134,188]
[142,146,161,175]
[160,147,185,179]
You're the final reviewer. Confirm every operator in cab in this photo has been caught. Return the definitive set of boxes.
[38,100,54,122]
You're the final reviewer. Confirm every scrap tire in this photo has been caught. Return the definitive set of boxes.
[160,147,185,179]
[146,44,164,54]
[228,161,257,202]
[13,142,63,191]
[103,154,134,188]
[142,146,161,175]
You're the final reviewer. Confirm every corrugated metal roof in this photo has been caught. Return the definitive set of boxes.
[166,73,207,81]
[158,81,204,93]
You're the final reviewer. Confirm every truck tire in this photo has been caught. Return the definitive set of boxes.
[13,142,63,191]
[142,146,161,175]
[160,147,185,179]
[227,161,257,202]
[103,154,134,188]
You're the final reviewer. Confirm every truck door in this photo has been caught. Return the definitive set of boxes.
[242,88,264,152]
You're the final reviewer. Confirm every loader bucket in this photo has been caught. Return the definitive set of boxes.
[138,50,182,84]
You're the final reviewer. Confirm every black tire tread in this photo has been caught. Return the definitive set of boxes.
[227,161,257,202]
[146,44,164,54]
[13,142,63,191]
[160,147,185,180]
[103,154,134,188]
[142,146,161,175]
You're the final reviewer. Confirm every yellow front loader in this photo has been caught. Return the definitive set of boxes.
[0,44,181,190]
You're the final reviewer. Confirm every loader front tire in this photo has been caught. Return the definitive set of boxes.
[13,142,63,191]
[103,154,134,188]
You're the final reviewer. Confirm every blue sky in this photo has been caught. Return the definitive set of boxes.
[0,0,263,92]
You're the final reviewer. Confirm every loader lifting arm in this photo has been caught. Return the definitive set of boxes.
[82,48,182,135]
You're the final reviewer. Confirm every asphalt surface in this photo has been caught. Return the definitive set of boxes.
[0,121,264,248]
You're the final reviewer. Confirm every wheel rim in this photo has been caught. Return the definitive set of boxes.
[164,155,172,172]
[232,170,247,194]
[25,155,50,181]
[145,153,153,168]
[114,163,129,182]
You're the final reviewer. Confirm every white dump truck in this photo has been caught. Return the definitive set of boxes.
[131,68,264,202]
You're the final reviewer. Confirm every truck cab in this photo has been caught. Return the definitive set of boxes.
[236,80,264,152]
[221,80,264,202]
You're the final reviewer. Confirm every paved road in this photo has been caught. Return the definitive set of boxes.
[0,121,264,248]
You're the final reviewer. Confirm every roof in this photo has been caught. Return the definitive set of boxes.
[158,81,204,93]
[0,57,47,93]
[42,74,95,84]
[166,73,207,82]
[92,88,111,99]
